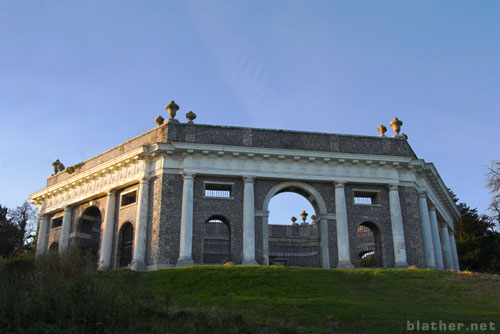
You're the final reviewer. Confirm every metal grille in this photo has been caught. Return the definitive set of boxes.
[119,223,134,267]
[269,238,320,267]
[354,196,373,205]
[203,219,230,264]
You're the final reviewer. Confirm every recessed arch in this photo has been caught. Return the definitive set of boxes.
[262,181,328,216]
[356,221,383,267]
[76,206,102,262]
[48,242,59,254]
[263,182,327,268]
[118,222,134,267]
[202,215,231,264]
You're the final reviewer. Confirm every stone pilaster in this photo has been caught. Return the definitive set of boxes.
[177,173,195,266]
[261,211,270,265]
[428,205,444,270]
[440,222,454,270]
[388,184,408,268]
[320,217,330,269]
[36,213,49,257]
[418,191,436,268]
[449,230,460,271]
[242,176,257,264]
[335,181,353,268]
[98,190,116,270]
[58,206,72,254]
[131,177,151,271]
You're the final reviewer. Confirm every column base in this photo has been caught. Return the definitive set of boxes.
[176,257,194,267]
[336,260,354,268]
[98,263,111,271]
[242,258,258,265]
[129,261,146,271]
[394,262,408,268]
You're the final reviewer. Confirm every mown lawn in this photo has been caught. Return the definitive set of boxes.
[104,265,500,333]
[1,254,499,333]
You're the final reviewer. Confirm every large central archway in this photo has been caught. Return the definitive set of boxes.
[262,182,329,268]
[75,206,102,265]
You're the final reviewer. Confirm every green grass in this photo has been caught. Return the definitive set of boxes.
[104,265,500,333]
[1,253,499,333]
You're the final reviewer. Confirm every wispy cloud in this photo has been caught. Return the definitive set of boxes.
[186,0,284,126]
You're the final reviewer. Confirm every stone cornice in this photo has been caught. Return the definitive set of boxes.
[29,146,150,211]
[30,141,459,225]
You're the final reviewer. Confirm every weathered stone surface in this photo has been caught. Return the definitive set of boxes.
[34,121,457,271]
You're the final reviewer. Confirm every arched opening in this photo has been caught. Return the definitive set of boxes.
[48,242,59,254]
[76,206,102,263]
[202,216,231,264]
[118,222,134,267]
[265,183,325,268]
[356,222,383,267]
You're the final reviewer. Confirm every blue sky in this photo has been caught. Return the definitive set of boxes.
[0,1,499,223]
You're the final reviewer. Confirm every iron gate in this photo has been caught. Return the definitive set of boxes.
[268,224,320,267]
[203,218,231,264]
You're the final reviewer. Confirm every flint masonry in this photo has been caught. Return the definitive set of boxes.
[30,102,460,271]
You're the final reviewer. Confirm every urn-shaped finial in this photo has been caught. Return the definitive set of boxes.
[389,117,403,135]
[291,216,298,225]
[389,117,407,139]
[300,210,308,223]
[311,214,317,224]
[186,111,197,123]
[155,115,164,126]
[377,124,387,137]
[166,100,179,120]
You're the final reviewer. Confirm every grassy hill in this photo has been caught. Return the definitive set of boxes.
[1,255,499,333]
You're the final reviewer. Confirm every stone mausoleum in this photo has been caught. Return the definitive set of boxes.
[30,102,460,271]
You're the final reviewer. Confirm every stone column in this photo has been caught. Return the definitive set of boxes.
[449,230,460,271]
[98,190,116,270]
[428,205,444,270]
[334,182,353,268]
[242,176,257,264]
[177,173,195,266]
[131,177,151,271]
[58,206,72,254]
[36,213,49,257]
[388,184,408,268]
[262,211,269,265]
[418,191,436,268]
[320,217,330,269]
[440,222,454,270]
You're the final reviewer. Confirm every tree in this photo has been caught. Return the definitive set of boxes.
[0,201,37,258]
[450,187,500,273]
[0,205,25,257]
[8,201,37,250]
[487,160,500,229]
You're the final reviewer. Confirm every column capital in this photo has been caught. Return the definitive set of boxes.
[64,205,73,212]
[388,183,399,191]
[106,189,116,197]
[243,176,255,183]
[334,181,346,188]
[183,172,195,179]
[418,190,427,198]
[428,203,436,211]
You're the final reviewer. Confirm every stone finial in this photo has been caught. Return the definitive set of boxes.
[52,159,65,175]
[311,214,317,223]
[377,124,387,137]
[389,117,407,139]
[186,111,197,123]
[165,100,179,120]
[291,216,298,226]
[155,115,164,126]
[300,210,308,223]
